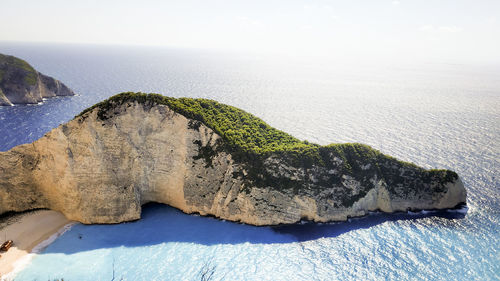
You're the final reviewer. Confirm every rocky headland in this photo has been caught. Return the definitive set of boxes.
[0,53,74,106]
[0,93,467,225]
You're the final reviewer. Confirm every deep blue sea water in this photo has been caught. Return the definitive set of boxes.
[0,42,498,280]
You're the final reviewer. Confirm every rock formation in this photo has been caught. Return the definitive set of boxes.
[0,93,467,225]
[0,53,74,106]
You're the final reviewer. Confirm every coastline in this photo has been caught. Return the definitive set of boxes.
[0,210,73,279]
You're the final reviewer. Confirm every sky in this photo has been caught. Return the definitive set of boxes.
[1,0,499,63]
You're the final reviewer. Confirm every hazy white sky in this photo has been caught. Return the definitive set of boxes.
[1,0,499,63]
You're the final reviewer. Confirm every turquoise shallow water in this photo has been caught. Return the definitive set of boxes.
[13,204,469,281]
[0,42,498,280]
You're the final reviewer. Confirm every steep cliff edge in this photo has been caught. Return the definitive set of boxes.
[0,93,467,225]
[0,53,74,106]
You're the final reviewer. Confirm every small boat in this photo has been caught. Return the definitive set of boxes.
[0,240,13,251]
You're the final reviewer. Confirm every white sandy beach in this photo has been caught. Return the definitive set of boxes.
[0,210,73,278]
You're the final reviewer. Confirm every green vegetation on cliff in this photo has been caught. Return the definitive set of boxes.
[78,92,314,155]
[77,92,458,194]
[0,54,38,86]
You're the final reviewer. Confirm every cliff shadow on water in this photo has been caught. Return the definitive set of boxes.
[40,203,467,256]
[273,205,467,242]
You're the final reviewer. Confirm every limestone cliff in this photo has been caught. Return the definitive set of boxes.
[0,93,467,225]
[0,53,74,106]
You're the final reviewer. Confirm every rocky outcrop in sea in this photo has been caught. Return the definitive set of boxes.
[0,53,74,106]
[0,93,466,225]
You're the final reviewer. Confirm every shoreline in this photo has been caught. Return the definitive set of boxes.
[0,210,73,279]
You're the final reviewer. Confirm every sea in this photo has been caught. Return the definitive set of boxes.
[0,42,498,280]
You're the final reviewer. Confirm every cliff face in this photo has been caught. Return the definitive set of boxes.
[0,94,467,225]
[0,54,74,106]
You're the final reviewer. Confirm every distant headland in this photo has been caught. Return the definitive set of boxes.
[0,53,74,106]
